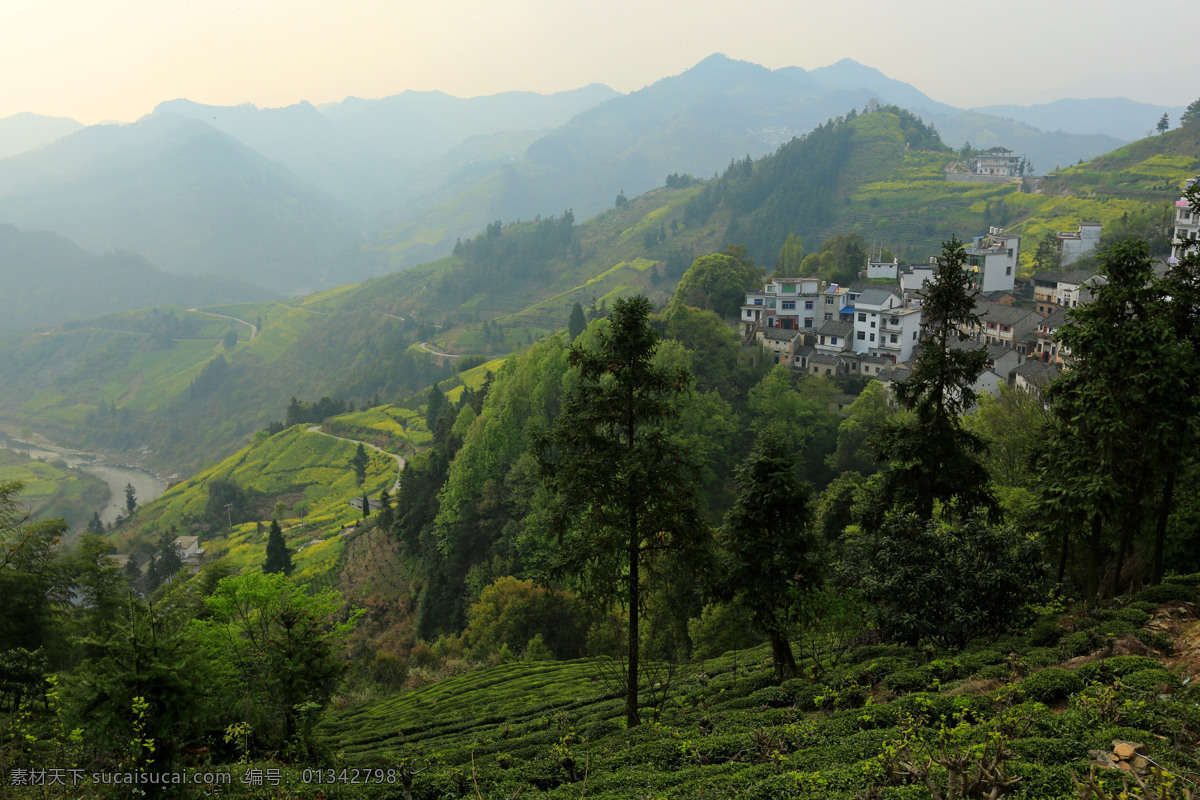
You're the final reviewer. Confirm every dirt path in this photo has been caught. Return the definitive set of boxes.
[414,340,462,358]
[305,425,405,493]
[188,308,258,340]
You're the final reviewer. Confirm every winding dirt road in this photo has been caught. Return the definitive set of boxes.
[305,425,405,493]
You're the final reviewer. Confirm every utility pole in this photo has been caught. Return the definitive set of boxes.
[224,503,234,532]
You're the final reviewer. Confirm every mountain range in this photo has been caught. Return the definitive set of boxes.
[0,55,1184,300]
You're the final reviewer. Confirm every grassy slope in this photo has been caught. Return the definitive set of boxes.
[0,112,1194,482]
[316,585,1200,800]
[120,423,401,581]
[0,446,109,531]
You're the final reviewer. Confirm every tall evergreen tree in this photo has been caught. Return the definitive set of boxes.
[568,302,587,341]
[717,427,821,681]
[537,295,706,728]
[871,235,995,519]
[263,519,293,576]
[124,483,137,515]
[351,443,369,486]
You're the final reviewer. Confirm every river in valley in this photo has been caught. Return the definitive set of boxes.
[0,432,166,525]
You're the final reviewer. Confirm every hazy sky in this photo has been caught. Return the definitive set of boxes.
[6,0,1197,123]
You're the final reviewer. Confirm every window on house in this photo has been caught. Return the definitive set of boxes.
[804,301,813,310]
[804,319,812,328]
[825,313,832,320]
[857,331,865,340]
[890,334,898,343]
[1006,266,1012,275]
[831,337,838,345]
[782,301,795,310]
[870,321,876,328]
[869,334,875,342]
[754,299,763,305]
[858,312,866,322]
[767,299,776,309]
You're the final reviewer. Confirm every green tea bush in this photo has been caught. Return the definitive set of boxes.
[1060,631,1097,658]
[1167,572,1200,586]
[1115,607,1152,626]
[748,685,792,708]
[840,656,912,687]
[1019,667,1084,703]
[1121,668,1180,691]
[844,644,912,665]
[1126,600,1159,614]
[882,666,934,693]
[1025,647,1063,667]
[1029,617,1066,646]
[975,664,1011,681]
[1133,583,1196,604]
[1008,735,1088,764]
[1133,629,1175,654]
[927,659,966,681]
[958,650,1006,671]
[781,679,825,711]
[1076,656,1162,684]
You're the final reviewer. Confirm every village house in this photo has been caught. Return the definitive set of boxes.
[1031,267,1099,314]
[739,276,822,336]
[852,288,922,362]
[964,228,1020,294]
[1010,359,1059,396]
[758,325,803,365]
[1170,176,1199,264]
[967,299,1040,353]
[173,535,207,574]
[1057,222,1102,266]
[974,146,1021,177]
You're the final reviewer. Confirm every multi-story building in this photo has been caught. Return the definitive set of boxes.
[740,276,822,335]
[964,228,1020,294]
[974,146,1021,177]
[969,299,1040,352]
[1170,176,1199,264]
[852,288,922,362]
[1057,222,1102,266]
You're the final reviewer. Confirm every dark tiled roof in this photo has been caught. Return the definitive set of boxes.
[817,319,854,338]
[974,299,1038,325]
[1012,359,1060,388]
[809,352,842,366]
[856,288,901,307]
[1039,308,1069,329]
[762,327,801,342]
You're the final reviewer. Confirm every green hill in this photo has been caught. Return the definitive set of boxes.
[312,584,1200,800]
[0,107,1193,482]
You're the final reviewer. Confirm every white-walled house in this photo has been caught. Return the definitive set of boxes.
[964,228,1019,294]
[740,276,823,335]
[851,288,922,362]
[1170,176,1199,264]
[1057,223,1102,266]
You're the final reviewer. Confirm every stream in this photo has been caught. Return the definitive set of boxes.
[0,433,166,525]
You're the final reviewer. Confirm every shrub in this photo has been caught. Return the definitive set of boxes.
[1029,618,1066,646]
[1122,668,1180,692]
[1076,656,1163,684]
[844,644,912,666]
[748,685,792,708]
[846,513,1045,648]
[840,656,912,687]
[1019,667,1084,703]
[1133,583,1196,605]
[882,666,934,694]
[1008,736,1088,765]
[1060,631,1096,658]
[1133,629,1175,654]
[958,650,1006,671]
[1114,607,1151,626]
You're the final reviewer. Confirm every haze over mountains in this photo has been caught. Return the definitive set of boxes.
[0,54,1185,308]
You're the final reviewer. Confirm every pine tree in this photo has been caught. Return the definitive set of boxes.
[568,302,587,341]
[351,443,369,486]
[537,295,706,727]
[870,235,995,519]
[263,519,292,575]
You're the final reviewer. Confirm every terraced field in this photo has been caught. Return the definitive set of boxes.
[310,582,1200,800]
